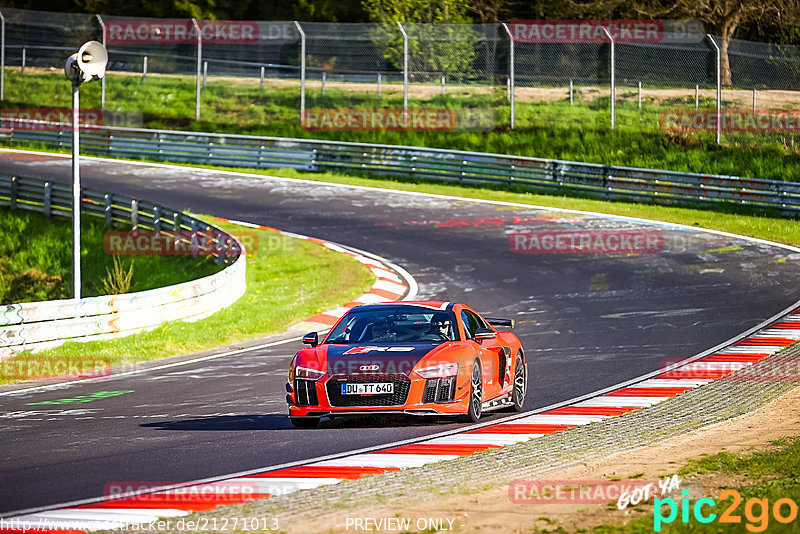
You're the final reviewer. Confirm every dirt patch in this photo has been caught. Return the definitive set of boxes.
[281,385,800,533]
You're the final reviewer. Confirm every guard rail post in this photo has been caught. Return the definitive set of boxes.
[43,181,51,216]
[104,193,112,226]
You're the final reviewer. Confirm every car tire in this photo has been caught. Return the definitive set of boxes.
[290,416,320,428]
[511,353,526,412]
[465,359,482,423]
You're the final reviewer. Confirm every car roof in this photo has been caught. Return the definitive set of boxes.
[348,301,455,312]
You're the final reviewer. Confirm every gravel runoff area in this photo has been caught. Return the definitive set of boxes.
[103,340,800,532]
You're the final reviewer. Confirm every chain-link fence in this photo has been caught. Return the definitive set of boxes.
[0,7,799,146]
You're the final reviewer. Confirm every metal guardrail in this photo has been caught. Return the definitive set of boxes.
[0,173,246,357]
[1,120,799,216]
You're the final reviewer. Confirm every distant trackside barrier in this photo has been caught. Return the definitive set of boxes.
[0,173,246,359]
[2,121,798,217]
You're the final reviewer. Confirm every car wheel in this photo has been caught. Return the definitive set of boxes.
[290,416,320,428]
[465,359,482,422]
[511,353,526,412]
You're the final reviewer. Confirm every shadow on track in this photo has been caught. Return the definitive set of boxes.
[140,413,506,431]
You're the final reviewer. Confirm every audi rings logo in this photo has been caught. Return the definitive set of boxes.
[359,365,380,372]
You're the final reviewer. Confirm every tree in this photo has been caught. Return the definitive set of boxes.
[654,0,800,85]
[467,0,511,24]
[569,0,800,85]
[362,0,478,82]
[363,0,472,24]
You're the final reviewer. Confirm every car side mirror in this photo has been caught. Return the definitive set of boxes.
[302,332,318,347]
[474,327,496,341]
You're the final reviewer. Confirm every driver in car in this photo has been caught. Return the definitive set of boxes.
[370,320,395,342]
[431,317,453,340]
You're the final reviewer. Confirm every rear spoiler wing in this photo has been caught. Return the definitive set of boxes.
[486,317,515,328]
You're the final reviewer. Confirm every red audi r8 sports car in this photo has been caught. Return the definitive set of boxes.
[286,301,527,427]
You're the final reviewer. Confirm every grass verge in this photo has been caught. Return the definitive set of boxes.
[3,69,800,181]
[0,207,222,303]
[0,217,375,385]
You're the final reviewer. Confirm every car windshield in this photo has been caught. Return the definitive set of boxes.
[325,307,458,344]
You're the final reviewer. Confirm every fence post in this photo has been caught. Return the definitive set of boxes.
[601,26,615,129]
[21,48,25,76]
[695,84,699,108]
[203,61,207,88]
[192,18,202,120]
[260,66,264,89]
[321,70,326,95]
[441,74,445,95]
[142,56,147,82]
[96,15,106,108]
[377,72,381,99]
[638,80,642,109]
[293,21,306,123]
[501,23,515,129]
[397,22,408,114]
[706,34,721,144]
[0,10,5,101]
[752,87,756,113]
[569,79,573,105]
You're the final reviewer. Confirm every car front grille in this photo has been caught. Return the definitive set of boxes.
[326,373,411,407]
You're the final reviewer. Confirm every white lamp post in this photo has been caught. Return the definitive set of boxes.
[64,41,107,300]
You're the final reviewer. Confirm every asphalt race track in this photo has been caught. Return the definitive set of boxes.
[1,152,799,515]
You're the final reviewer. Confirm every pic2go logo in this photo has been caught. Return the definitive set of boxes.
[654,489,799,532]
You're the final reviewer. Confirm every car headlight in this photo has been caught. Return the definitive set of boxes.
[415,362,458,379]
[290,365,325,381]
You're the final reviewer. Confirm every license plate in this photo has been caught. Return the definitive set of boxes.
[341,382,394,395]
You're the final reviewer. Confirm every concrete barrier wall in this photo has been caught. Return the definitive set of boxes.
[0,174,246,359]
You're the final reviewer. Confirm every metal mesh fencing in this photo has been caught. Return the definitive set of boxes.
[2,7,99,72]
